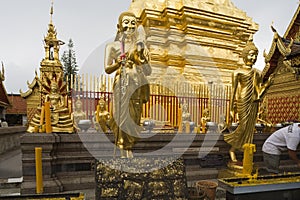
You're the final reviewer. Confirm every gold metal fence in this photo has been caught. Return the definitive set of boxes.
[69,74,231,127]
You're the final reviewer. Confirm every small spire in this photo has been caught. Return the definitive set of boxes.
[50,0,54,23]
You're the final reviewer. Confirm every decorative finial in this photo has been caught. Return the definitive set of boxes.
[50,0,54,23]
[0,61,5,81]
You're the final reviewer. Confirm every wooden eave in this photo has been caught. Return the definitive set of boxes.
[285,39,300,59]
[0,101,10,108]
[20,77,39,98]
[264,33,290,63]
[284,5,300,39]
[262,30,290,80]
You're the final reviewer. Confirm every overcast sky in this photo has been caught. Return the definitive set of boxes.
[0,0,298,93]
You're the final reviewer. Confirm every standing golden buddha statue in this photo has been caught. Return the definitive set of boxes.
[104,12,151,158]
[224,38,274,162]
[93,96,110,133]
[71,99,87,132]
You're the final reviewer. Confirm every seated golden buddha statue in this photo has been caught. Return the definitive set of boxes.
[27,75,74,133]
[93,96,110,133]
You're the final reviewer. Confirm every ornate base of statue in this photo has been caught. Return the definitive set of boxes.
[95,156,188,199]
[226,161,243,175]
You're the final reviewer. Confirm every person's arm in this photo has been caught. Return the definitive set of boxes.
[288,149,300,167]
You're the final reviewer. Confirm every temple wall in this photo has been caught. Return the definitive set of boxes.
[264,59,300,124]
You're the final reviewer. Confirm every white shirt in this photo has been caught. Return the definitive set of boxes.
[262,123,300,155]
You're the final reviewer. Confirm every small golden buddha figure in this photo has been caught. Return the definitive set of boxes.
[201,108,211,133]
[27,73,74,133]
[224,37,274,162]
[71,99,87,132]
[181,101,192,133]
[182,101,191,122]
[104,12,151,158]
[93,97,110,133]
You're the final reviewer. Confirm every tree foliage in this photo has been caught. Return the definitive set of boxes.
[61,39,79,89]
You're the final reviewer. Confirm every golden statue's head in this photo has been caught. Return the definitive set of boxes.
[117,11,137,37]
[241,37,258,66]
[203,108,210,116]
[98,96,106,109]
[75,99,83,110]
[50,81,58,92]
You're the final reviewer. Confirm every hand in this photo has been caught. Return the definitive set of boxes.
[125,60,134,69]
[229,110,235,123]
[136,42,144,53]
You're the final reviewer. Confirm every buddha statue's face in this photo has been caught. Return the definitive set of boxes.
[99,101,105,109]
[244,50,257,66]
[50,83,58,93]
[75,102,82,111]
[121,15,137,37]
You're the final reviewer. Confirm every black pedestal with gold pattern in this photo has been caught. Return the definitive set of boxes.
[95,156,188,199]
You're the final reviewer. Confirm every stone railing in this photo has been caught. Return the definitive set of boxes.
[0,126,26,155]
[20,132,276,195]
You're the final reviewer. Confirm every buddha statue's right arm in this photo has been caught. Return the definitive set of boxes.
[229,72,238,121]
[104,43,122,74]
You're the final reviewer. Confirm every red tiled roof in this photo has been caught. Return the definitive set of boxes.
[6,94,27,114]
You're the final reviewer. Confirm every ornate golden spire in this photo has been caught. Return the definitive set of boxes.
[40,0,64,68]
[50,0,54,23]
[48,0,56,39]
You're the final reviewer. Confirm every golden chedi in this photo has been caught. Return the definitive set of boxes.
[128,0,258,86]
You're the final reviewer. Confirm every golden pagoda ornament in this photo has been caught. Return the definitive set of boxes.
[21,2,74,133]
